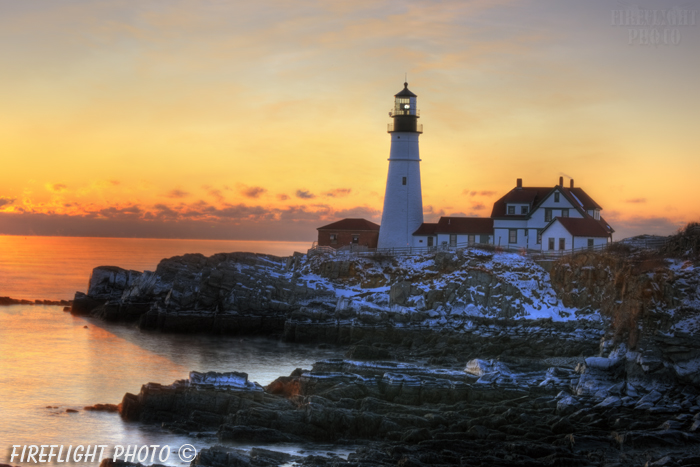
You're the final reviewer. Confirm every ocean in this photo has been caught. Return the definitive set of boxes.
[0,235,311,300]
[0,235,345,466]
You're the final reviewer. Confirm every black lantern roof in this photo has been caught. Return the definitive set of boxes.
[394,82,417,98]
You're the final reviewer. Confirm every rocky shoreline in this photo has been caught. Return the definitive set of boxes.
[69,243,700,466]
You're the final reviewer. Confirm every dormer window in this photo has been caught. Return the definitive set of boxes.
[521,206,528,215]
[508,206,515,215]
[554,192,560,202]
[594,209,600,220]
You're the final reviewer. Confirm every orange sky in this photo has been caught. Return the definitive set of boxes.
[1,0,698,241]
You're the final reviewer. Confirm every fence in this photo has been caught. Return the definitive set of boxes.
[307,235,672,261]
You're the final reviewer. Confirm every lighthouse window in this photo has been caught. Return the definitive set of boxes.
[402,177,407,185]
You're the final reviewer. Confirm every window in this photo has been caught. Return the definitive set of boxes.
[402,177,407,185]
[548,238,555,250]
[508,206,515,215]
[428,237,434,247]
[524,229,528,237]
[479,234,489,244]
[449,234,457,247]
[468,234,475,245]
[561,208,569,218]
[554,192,560,202]
[545,209,552,222]
[537,231,542,244]
[419,239,423,243]
[521,206,528,215]
[330,234,338,244]
[594,209,600,220]
[559,238,565,250]
[509,229,517,243]
[352,235,359,244]
[588,239,594,250]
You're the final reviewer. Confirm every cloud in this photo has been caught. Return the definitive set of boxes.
[109,180,121,186]
[277,194,290,201]
[324,188,352,198]
[0,200,390,241]
[423,205,445,221]
[166,189,190,198]
[0,196,16,208]
[207,188,225,202]
[603,212,686,240]
[333,205,381,220]
[471,203,486,210]
[296,189,316,199]
[46,183,67,193]
[240,186,267,199]
[464,190,496,197]
[625,198,647,204]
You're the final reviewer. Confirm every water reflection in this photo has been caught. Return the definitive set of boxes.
[0,305,343,465]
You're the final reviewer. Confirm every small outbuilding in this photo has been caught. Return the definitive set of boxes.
[316,218,380,249]
[541,217,612,252]
[413,217,493,248]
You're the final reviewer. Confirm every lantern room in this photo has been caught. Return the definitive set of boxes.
[388,82,422,133]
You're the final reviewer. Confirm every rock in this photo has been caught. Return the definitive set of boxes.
[345,345,391,361]
[464,359,510,376]
[84,403,119,412]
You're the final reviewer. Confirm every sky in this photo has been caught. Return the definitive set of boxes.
[0,0,698,242]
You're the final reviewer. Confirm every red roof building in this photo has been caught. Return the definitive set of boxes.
[316,218,380,249]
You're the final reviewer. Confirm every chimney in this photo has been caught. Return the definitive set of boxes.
[559,176,563,187]
[516,178,522,189]
[570,179,574,188]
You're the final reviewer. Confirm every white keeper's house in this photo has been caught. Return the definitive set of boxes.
[488,176,614,251]
[315,82,614,253]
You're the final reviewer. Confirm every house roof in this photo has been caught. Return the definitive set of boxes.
[317,218,380,231]
[490,185,603,219]
[490,187,552,218]
[412,223,438,236]
[435,217,494,234]
[544,217,613,238]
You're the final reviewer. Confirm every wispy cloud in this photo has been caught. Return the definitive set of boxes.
[625,198,647,204]
[296,189,316,199]
[277,194,290,201]
[0,196,16,208]
[166,189,190,198]
[240,185,267,199]
[324,188,352,197]
[46,183,67,193]
[463,190,496,197]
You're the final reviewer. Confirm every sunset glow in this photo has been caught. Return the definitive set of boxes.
[1,0,698,241]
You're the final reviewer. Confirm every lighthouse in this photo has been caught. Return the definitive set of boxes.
[377,82,424,249]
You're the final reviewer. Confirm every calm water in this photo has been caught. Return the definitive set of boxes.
[0,235,311,300]
[0,236,344,465]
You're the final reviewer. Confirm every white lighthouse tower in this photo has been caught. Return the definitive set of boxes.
[377,82,424,250]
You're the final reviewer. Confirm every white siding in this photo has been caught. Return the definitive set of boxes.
[573,236,609,250]
[436,233,492,247]
[541,221,573,251]
[412,235,436,248]
[377,132,423,249]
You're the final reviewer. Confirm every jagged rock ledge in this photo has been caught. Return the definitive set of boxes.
[115,356,700,467]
